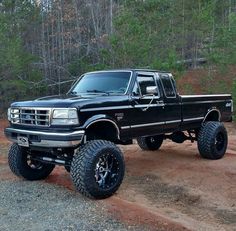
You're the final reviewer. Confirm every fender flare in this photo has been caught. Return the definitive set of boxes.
[203,109,221,122]
[83,114,120,139]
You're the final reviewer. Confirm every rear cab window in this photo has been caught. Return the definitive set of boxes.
[159,74,176,98]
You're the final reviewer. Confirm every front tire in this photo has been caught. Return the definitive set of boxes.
[8,143,55,180]
[137,135,164,151]
[197,122,228,160]
[70,140,125,199]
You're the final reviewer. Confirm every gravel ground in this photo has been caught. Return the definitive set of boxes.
[0,178,143,231]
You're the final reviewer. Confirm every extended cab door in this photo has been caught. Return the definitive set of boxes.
[158,73,181,132]
[128,72,165,137]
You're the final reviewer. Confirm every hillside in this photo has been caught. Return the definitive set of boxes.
[178,67,235,95]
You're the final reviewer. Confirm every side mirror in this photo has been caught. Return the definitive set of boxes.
[146,86,158,95]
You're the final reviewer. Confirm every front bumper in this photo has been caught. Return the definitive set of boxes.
[4,127,85,148]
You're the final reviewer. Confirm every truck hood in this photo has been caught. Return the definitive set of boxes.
[11,94,129,109]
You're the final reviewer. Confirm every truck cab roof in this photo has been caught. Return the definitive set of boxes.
[86,69,171,75]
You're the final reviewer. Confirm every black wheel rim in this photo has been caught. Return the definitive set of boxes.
[149,137,156,143]
[148,135,162,144]
[215,132,225,151]
[94,153,119,189]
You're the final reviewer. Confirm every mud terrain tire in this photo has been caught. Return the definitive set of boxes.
[70,140,125,199]
[197,122,228,160]
[137,135,164,151]
[8,143,55,180]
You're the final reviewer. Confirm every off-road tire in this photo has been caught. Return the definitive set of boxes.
[8,143,55,180]
[70,140,125,199]
[65,145,84,173]
[197,122,228,160]
[137,135,164,151]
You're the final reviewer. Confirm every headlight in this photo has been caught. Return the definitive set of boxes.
[51,108,79,125]
[7,108,20,123]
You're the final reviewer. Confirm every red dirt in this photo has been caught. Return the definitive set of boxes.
[112,123,236,230]
[177,68,235,94]
[106,197,190,231]
[44,166,74,190]
[0,120,9,144]
[0,120,236,230]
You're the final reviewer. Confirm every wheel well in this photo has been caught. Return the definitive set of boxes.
[86,121,119,142]
[204,110,221,122]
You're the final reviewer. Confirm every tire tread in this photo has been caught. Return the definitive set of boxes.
[137,135,164,151]
[70,140,125,199]
[197,122,227,160]
[8,143,55,180]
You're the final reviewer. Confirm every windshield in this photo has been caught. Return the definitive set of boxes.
[70,71,131,95]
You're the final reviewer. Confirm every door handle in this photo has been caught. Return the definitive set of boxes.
[156,100,164,104]
[156,100,165,107]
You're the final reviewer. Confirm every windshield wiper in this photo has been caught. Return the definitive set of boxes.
[67,91,81,97]
[70,91,77,95]
[86,90,110,95]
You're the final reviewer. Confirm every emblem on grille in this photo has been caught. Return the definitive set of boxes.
[25,114,31,120]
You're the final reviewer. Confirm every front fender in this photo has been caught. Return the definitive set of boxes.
[81,114,119,129]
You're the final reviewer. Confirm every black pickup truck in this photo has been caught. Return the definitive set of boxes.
[5,69,233,199]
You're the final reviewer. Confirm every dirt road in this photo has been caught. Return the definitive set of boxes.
[0,120,236,231]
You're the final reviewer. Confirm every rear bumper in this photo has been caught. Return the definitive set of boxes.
[4,127,85,148]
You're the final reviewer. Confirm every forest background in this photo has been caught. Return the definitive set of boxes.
[0,0,235,118]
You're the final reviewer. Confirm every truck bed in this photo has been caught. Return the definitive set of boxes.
[180,94,232,129]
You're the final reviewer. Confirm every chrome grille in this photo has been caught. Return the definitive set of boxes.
[10,108,51,126]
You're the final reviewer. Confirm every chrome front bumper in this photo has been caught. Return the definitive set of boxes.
[4,127,85,148]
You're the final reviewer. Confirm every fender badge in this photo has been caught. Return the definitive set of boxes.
[115,113,124,121]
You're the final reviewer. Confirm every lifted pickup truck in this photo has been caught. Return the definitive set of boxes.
[5,69,233,199]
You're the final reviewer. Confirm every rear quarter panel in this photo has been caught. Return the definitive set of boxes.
[181,94,232,130]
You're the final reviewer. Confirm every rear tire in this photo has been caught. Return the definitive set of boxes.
[197,122,228,160]
[137,135,164,151]
[70,140,125,199]
[8,143,55,180]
